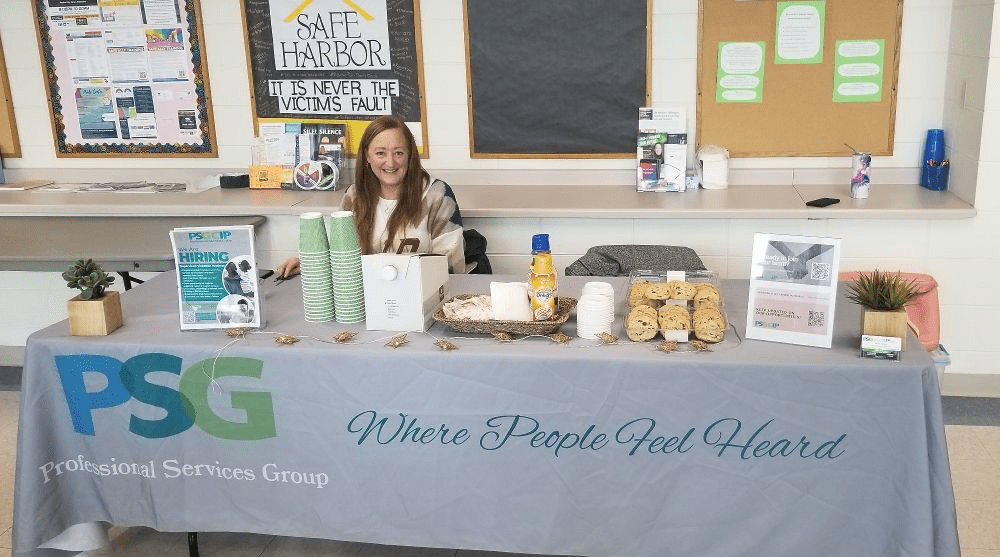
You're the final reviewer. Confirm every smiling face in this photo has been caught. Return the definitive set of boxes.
[366,127,410,197]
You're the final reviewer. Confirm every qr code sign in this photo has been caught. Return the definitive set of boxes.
[810,262,831,281]
[808,310,825,328]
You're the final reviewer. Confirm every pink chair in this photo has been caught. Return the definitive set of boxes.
[839,271,940,352]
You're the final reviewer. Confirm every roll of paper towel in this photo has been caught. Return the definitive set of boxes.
[697,145,730,190]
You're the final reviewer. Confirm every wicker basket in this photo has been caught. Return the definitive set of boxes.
[433,295,577,335]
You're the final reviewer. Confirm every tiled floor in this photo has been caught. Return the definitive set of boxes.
[2,390,998,557]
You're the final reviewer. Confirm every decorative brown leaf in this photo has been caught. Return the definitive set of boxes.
[657,340,679,352]
[689,340,712,352]
[596,332,619,345]
[547,332,572,344]
[334,331,358,343]
[492,332,514,342]
[434,339,458,351]
[226,327,250,337]
[275,334,300,345]
[385,334,409,348]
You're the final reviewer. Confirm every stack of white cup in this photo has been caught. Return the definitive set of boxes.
[576,281,615,339]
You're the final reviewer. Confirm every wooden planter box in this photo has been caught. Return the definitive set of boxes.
[861,308,908,350]
[67,291,123,336]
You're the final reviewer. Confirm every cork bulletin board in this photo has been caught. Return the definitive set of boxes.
[0,36,19,158]
[697,0,903,157]
[33,0,217,157]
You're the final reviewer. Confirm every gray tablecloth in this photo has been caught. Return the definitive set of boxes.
[13,273,960,557]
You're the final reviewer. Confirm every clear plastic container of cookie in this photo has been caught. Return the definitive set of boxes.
[625,269,727,343]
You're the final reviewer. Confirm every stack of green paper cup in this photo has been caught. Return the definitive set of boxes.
[298,212,335,322]
[327,210,365,323]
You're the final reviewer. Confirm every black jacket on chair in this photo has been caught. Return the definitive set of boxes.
[565,245,705,276]
[463,229,492,274]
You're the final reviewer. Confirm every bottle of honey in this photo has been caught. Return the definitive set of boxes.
[528,234,558,321]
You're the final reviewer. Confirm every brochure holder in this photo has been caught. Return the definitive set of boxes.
[636,107,688,192]
[745,233,841,348]
[169,225,262,330]
[250,124,349,190]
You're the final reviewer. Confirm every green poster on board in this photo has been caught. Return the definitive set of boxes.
[775,1,825,65]
[833,39,885,103]
[716,41,766,104]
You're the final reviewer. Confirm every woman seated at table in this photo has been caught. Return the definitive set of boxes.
[276,115,466,277]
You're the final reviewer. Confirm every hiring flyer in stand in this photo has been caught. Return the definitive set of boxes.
[169,225,262,330]
[745,233,841,348]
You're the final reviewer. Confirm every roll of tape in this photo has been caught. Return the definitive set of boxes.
[293,160,338,190]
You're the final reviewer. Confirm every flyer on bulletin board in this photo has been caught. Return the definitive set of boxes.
[745,233,841,348]
[775,1,825,64]
[716,42,766,103]
[833,39,885,103]
[169,225,262,331]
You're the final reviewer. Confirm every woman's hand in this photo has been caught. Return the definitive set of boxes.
[275,257,301,278]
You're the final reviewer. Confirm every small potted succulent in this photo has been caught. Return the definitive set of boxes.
[63,259,122,335]
[845,269,926,349]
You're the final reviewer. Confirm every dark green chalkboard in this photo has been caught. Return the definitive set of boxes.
[464,0,650,158]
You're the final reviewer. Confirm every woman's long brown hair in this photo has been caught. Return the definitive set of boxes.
[346,116,429,254]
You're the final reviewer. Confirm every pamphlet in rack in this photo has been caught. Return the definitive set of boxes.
[302,122,349,189]
[745,233,841,348]
[298,123,349,190]
[637,107,688,192]
[169,225,262,331]
[250,122,349,190]
[250,127,294,189]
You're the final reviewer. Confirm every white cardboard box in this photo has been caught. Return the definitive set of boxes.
[362,253,450,332]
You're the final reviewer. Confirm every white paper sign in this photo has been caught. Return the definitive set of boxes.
[745,233,841,348]
[269,0,392,71]
[264,1,399,116]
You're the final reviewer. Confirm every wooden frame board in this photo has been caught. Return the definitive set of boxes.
[464,0,652,158]
[697,0,902,157]
[241,0,429,157]
[33,0,217,157]
[0,35,21,158]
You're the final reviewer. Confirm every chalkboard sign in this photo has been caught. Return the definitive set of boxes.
[465,0,650,158]
[242,0,427,151]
